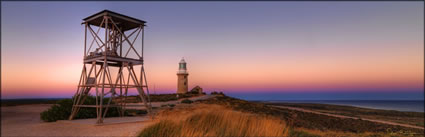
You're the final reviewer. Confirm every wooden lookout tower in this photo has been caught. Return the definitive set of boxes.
[69,10,152,124]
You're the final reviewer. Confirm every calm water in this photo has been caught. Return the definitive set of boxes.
[266,100,424,112]
[226,92,424,112]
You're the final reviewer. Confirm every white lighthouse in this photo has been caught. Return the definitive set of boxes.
[177,58,189,94]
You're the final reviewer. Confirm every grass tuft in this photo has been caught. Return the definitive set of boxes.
[181,99,193,104]
[138,104,288,137]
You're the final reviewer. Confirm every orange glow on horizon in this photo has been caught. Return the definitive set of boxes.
[1,3,423,98]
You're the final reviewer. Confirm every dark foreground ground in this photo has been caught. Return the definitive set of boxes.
[198,95,424,136]
[2,95,424,137]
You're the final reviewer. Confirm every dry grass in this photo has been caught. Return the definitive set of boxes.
[139,104,289,137]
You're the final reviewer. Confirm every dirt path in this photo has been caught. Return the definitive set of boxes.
[273,105,424,130]
[1,104,155,136]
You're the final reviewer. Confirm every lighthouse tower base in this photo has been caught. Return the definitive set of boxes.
[177,73,188,94]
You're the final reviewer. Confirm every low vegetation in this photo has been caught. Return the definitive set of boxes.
[40,95,126,122]
[138,104,288,137]
[210,91,225,95]
[267,102,425,127]
[181,99,193,104]
[121,93,201,103]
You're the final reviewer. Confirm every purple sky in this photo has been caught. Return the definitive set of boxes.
[1,2,424,100]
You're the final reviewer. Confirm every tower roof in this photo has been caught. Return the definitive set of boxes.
[179,58,186,64]
[82,10,146,31]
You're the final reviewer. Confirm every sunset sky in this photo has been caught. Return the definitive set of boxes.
[1,2,424,100]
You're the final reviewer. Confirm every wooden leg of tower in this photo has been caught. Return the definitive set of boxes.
[95,83,99,122]
[69,91,82,120]
[142,67,153,116]
[102,64,119,119]
[136,87,152,118]
[111,66,124,117]
[71,86,93,118]
[93,63,99,121]
[117,70,124,117]
[127,65,152,118]
[70,62,97,120]
[71,83,92,120]
[71,91,92,120]
[73,79,94,119]
[132,66,153,118]
[102,89,115,119]
[70,65,89,120]
[122,71,130,116]
[70,79,84,119]
[71,65,86,114]
[97,58,107,124]
[95,64,104,123]
[122,88,128,116]
[97,87,104,124]
[70,88,82,120]
[73,88,92,117]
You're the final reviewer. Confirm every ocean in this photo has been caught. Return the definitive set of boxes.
[265,100,424,112]
[226,92,424,112]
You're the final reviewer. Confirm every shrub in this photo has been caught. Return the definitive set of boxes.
[210,91,225,96]
[40,99,73,122]
[181,99,193,104]
[40,95,126,122]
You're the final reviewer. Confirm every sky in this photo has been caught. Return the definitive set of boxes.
[1,2,424,100]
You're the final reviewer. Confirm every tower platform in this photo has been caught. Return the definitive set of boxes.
[84,55,143,67]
